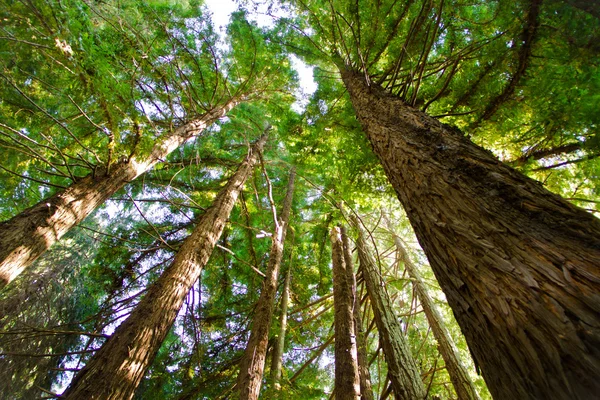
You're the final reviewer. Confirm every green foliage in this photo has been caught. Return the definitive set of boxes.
[1,0,598,398]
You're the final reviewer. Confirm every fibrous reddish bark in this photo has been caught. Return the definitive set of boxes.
[342,69,600,400]
[340,225,374,400]
[331,226,360,400]
[61,134,264,400]
[385,216,480,400]
[236,168,296,400]
[352,216,426,400]
[0,101,237,287]
[270,267,291,389]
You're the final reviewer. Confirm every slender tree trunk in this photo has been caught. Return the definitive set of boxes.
[509,142,584,167]
[340,225,375,400]
[236,168,296,400]
[331,226,360,400]
[352,216,426,400]
[341,69,600,400]
[385,217,480,400]
[61,133,264,400]
[270,267,291,390]
[289,334,335,383]
[0,101,237,288]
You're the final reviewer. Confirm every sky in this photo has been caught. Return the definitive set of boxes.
[203,0,318,111]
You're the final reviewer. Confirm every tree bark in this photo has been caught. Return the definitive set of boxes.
[341,69,600,400]
[385,216,480,400]
[352,216,426,400]
[270,267,291,390]
[236,168,296,400]
[331,226,360,400]
[0,101,237,288]
[340,225,375,400]
[61,133,264,400]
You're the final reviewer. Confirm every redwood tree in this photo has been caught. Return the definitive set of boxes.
[342,71,600,399]
[385,216,480,400]
[61,135,267,400]
[331,226,360,399]
[236,168,296,400]
[341,225,374,400]
[270,267,292,389]
[352,216,425,399]
[0,102,236,288]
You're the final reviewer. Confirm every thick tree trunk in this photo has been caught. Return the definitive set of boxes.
[270,267,291,389]
[352,216,426,400]
[331,226,360,400]
[341,69,600,400]
[61,134,264,400]
[0,101,237,288]
[385,218,480,400]
[340,225,374,400]
[236,168,296,400]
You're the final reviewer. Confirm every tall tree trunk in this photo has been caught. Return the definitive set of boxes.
[331,226,361,400]
[61,133,264,400]
[341,69,600,400]
[0,101,237,288]
[352,216,426,400]
[340,225,375,400]
[385,217,480,400]
[236,168,296,400]
[270,267,291,390]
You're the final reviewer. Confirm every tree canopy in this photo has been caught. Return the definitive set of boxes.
[0,0,598,398]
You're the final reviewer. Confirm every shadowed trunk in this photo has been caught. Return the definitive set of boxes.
[0,101,237,288]
[270,267,291,389]
[341,225,374,400]
[331,226,360,400]
[385,216,480,400]
[341,69,600,400]
[61,134,265,400]
[352,216,426,400]
[236,168,296,400]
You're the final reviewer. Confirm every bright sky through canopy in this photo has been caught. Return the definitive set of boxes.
[203,0,317,111]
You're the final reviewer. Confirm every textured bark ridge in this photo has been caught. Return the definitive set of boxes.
[342,69,600,400]
[61,134,265,400]
[236,168,296,400]
[353,217,426,400]
[331,226,361,400]
[341,225,374,400]
[270,267,291,389]
[0,101,237,288]
[385,217,480,400]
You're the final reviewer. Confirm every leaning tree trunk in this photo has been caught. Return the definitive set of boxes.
[236,168,296,400]
[340,225,374,400]
[331,226,360,400]
[341,69,600,400]
[270,267,291,390]
[0,100,237,288]
[61,134,265,400]
[352,216,426,400]
[385,217,480,400]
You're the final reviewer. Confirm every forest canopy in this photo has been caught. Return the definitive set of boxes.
[0,0,598,399]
